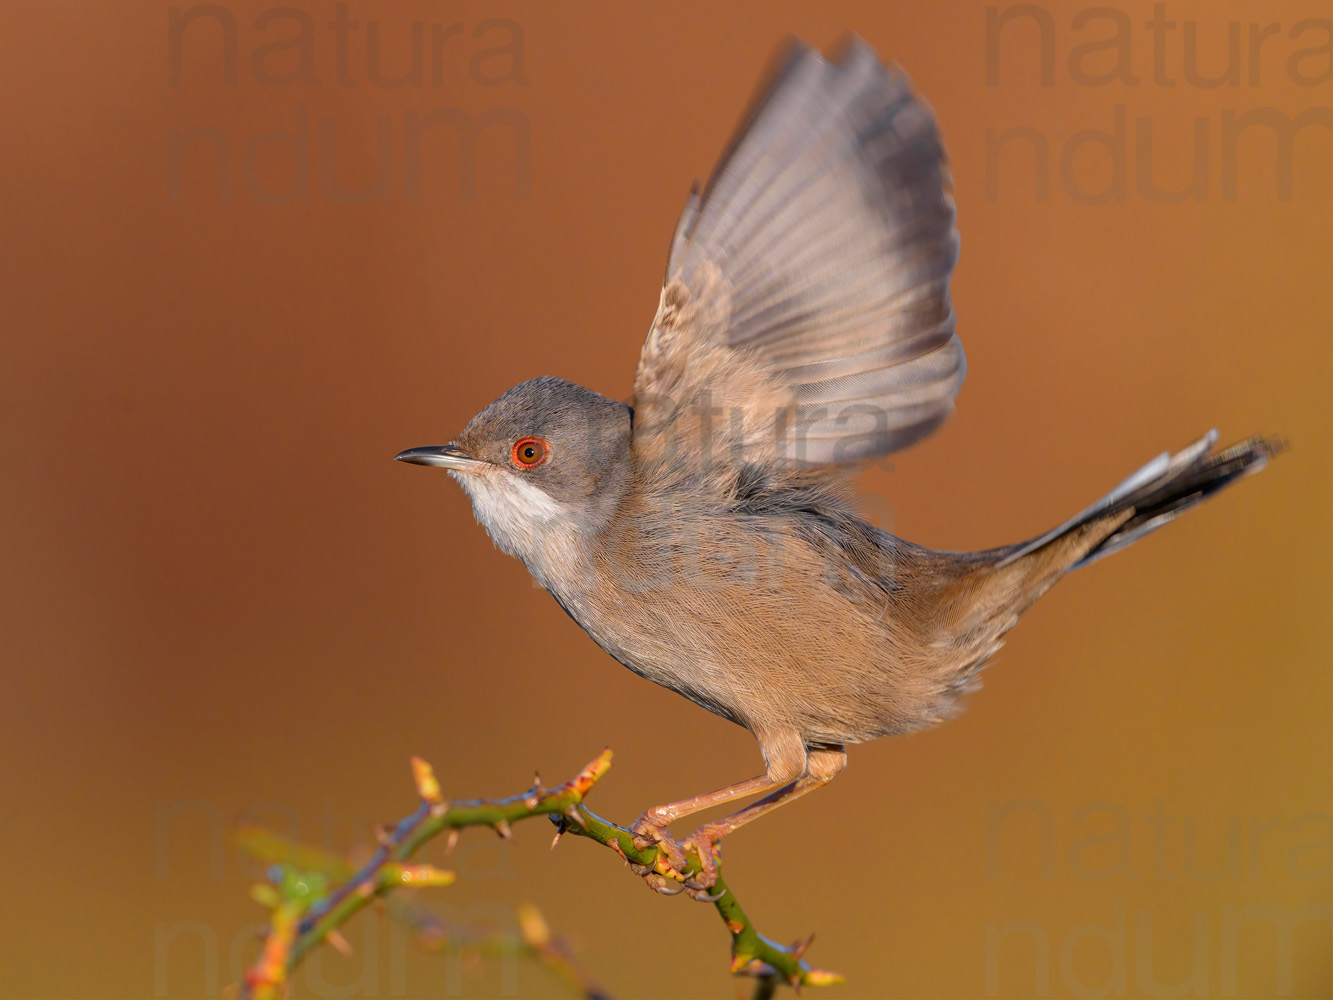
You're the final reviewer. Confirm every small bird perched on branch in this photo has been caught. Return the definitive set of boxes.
[397,38,1281,892]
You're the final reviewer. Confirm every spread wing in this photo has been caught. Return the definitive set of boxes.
[632,38,964,472]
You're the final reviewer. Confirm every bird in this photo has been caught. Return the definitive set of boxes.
[396,38,1282,894]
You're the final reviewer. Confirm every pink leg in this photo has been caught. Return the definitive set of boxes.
[636,773,784,828]
[685,744,847,887]
[631,773,784,875]
[631,730,814,892]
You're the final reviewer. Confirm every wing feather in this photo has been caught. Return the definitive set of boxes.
[634,38,964,471]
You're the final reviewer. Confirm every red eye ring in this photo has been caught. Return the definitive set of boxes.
[510,436,550,469]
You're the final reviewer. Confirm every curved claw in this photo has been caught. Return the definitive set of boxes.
[686,884,727,903]
[643,873,687,895]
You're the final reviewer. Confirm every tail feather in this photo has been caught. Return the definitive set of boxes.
[998,429,1285,573]
[932,430,1282,702]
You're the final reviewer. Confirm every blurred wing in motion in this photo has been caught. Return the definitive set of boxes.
[633,38,964,472]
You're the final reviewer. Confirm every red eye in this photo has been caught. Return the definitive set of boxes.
[511,436,549,469]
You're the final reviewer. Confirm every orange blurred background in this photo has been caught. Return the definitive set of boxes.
[1,1,1329,997]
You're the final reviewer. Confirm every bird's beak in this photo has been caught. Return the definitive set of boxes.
[394,445,489,473]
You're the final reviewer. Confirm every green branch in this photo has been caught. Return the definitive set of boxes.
[234,750,841,997]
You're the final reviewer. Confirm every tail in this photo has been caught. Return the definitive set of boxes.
[927,429,1282,713]
[950,429,1284,628]
[995,429,1285,576]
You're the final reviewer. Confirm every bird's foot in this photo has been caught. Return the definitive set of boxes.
[630,812,727,902]
[629,812,690,886]
[681,822,725,898]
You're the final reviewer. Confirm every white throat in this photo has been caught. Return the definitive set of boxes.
[452,469,588,590]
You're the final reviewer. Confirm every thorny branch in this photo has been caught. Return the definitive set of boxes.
[234,750,842,998]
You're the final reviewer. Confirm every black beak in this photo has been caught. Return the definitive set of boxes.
[394,445,489,473]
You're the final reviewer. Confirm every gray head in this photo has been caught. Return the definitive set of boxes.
[396,377,632,575]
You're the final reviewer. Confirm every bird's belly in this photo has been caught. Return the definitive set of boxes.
[547,574,922,743]
[533,507,974,743]
[550,588,749,727]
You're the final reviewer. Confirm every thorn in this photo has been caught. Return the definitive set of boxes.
[606,839,629,866]
[326,929,354,958]
[356,881,376,899]
[564,805,588,829]
[726,919,745,935]
[444,828,460,856]
[729,952,754,974]
[372,824,394,847]
[523,770,544,808]
[550,827,564,851]
[493,819,513,841]
[791,932,815,959]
